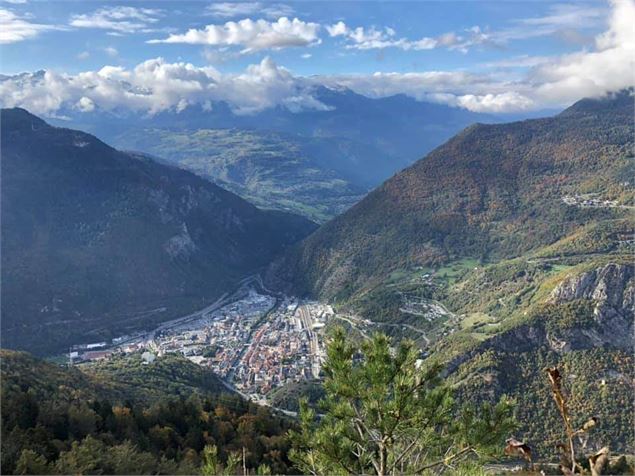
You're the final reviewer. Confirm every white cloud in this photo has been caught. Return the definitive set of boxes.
[315,70,532,112]
[148,17,320,53]
[201,47,238,64]
[77,51,90,60]
[529,0,635,105]
[206,2,294,19]
[483,55,551,69]
[327,4,606,54]
[76,96,95,112]
[2,0,27,4]
[438,26,494,53]
[69,6,162,34]
[431,4,606,52]
[103,46,118,57]
[0,58,532,115]
[326,21,490,52]
[499,3,607,42]
[1,1,632,116]
[327,21,438,50]
[0,8,62,43]
[455,92,535,113]
[301,53,312,59]
[0,56,331,116]
[326,21,347,37]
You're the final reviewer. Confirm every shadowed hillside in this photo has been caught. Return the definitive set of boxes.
[0,108,317,354]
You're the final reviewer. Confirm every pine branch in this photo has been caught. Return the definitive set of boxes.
[413,446,475,473]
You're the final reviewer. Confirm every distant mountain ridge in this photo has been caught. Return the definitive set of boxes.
[21,86,497,221]
[42,85,493,164]
[0,108,316,354]
[112,128,370,223]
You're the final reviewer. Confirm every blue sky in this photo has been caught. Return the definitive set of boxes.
[0,0,633,115]
[0,1,610,74]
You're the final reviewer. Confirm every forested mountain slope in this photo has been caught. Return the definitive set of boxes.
[267,90,634,302]
[0,350,293,474]
[264,91,634,456]
[0,109,316,354]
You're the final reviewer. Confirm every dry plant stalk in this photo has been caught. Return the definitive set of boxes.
[589,447,609,476]
[546,367,578,474]
[545,367,604,476]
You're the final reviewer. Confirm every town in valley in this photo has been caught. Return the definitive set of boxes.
[69,286,333,403]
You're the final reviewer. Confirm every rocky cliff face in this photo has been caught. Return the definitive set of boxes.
[546,263,634,351]
[549,262,634,321]
[446,261,635,457]
[446,262,634,374]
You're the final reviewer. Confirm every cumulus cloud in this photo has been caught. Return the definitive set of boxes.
[76,96,95,112]
[528,0,635,106]
[327,4,606,53]
[0,8,62,43]
[0,56,331,116]
[69,6,162,35]
[1,1,632,116]
[319,0,634,110]
[148,17,320,53]
[0,58,533,115]
[325,21,347,37]
[205,2,294,19]
[326,21,492,52]
[314,70,533,112]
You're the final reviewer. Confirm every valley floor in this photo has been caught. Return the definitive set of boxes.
[70,278,335,408]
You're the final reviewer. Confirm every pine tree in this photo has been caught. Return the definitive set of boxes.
[15,449,50,475]
[201,444,221,476]
[290,328,516,475]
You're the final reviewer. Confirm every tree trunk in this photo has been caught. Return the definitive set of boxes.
[378,443,387,476]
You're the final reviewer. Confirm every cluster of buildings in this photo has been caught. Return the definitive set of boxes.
[562,194,620,208]
[231,299,332,396]
[150,291,276,370]
[399,289,448,322]
[150,292,331,399]
[70,289,332,402]
[69,342,112,363]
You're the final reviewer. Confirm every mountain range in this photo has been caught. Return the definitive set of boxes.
[266,90,634,302]
[0,108,316,355]
[111,128,370,223]
[1,90,633,458]
[37,85,495,222]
